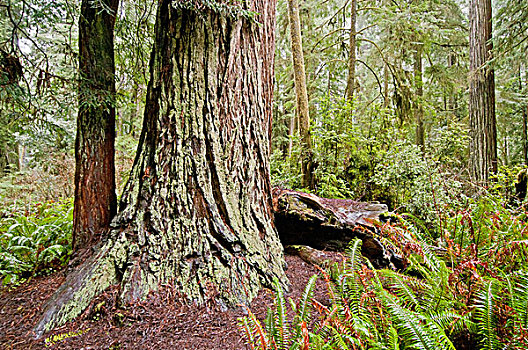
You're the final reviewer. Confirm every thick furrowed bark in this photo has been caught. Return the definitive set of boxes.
[35,0,286,337]
[73,0,119,250]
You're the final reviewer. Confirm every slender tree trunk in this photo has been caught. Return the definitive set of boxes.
[448,53,458,117]
[74,0,119,251]
[383,63,389,108]
[523,106,528,165]
[469,0,497,183]
[35,0,286,336]
[503,134,509,166]
[288,112,296,158]
[520,64,528,166]
[287,0,314,189]
[414,43,425,152]
[18,143,25,171]
[346,0,357,101]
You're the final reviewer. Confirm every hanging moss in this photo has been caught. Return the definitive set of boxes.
[171,0,259,21]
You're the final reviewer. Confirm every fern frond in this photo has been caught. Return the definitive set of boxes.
[328,326,353,350]
[427,310,473,335]
[512,272,528,329]
[382,270,421,309]
[419,262,452,313]
[342,239,364,317]
[272,278,289,349]
[265,307,276,342]
[297,275,317,323]
[239,316,257,350]
[385,326,400,350]
[380,291,455,350]
[474,279,500,350]
[239,306,269,350]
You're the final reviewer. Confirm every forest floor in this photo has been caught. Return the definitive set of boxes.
[0,253,342,349]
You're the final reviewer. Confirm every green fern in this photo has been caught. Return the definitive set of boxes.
[385,326,400,350]
[512,272,528,329]
[342,239,364,317]
[382,270,421,310]
[474,279,500,350]
[272,278,290,349]
[296,275,317,324]
[382,293,455,350]
[239,307,268,350]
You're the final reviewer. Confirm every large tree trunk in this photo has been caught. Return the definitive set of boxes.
[35,0,286,336]
[74,0,119,250]
[287,0,314,189]
[469,0,497,183]
[346,0,357,101]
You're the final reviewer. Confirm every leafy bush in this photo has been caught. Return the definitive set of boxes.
[271,97,395,200]
[0,199,73,285]
[371,140,467,229]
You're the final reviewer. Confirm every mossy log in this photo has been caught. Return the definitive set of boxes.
[272,188,401,268]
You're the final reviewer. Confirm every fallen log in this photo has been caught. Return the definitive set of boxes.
[272,188,402,269]
[284,245,336,267]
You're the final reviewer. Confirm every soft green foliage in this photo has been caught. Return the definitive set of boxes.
[474,280,500,350]
[0,199,73,285]
[271,95,468,230]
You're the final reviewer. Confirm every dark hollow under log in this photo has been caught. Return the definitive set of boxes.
[272,188,403,269]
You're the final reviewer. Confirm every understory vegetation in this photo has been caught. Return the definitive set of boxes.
[240,190,528,349]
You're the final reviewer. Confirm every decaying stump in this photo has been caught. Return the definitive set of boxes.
[272,188,401,269]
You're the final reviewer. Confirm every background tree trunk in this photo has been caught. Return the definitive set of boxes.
[287,0,314,189]
[414,43,425,152]
[521,65,528,166]
[384,63,389,108]
[346,0,357,101]
[74,0,119,251]
[469,0,497,183]
[448,53,459,118]
[523,105,528,165]
[35,0,286,336]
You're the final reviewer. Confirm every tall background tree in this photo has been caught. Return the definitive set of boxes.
[469,0,497,183]
[288,0,314,189]
[73,0,120,251]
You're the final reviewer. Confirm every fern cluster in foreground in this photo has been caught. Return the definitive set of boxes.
[240,196,528,350]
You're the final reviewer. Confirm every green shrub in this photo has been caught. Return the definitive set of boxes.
[371,140,466,229]
[0,198,73,285]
